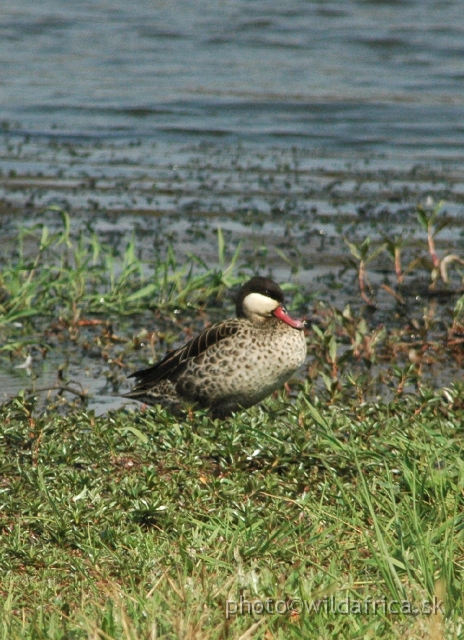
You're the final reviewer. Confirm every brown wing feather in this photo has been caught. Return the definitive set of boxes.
[128,319,241,389]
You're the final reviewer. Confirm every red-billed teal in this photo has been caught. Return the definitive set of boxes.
[124,276,307,417]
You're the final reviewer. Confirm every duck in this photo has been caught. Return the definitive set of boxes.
[123,276,307,418]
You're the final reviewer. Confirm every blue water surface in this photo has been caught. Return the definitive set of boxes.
[1,0,463,157]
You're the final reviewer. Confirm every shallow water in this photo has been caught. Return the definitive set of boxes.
[1,137,463,413]
[0,1,463,412]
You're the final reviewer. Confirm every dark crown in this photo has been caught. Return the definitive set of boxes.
[235,276,285,318]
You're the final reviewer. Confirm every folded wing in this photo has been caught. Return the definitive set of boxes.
[126,319,241,390]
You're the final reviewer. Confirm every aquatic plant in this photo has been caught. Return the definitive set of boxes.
[0,210,243,347]
[344,236,387,307]
[416,200,464,288]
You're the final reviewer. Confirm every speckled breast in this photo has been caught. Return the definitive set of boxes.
[177,318,307,409]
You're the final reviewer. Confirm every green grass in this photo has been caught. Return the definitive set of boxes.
[0,211,243,341]
[0,388,463,639]
[1,212,463,639]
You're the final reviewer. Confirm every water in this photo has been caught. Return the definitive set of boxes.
[1,0,464,156]
[1,0,463,412]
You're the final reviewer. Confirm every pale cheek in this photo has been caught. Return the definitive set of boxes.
[242,293,279,316]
